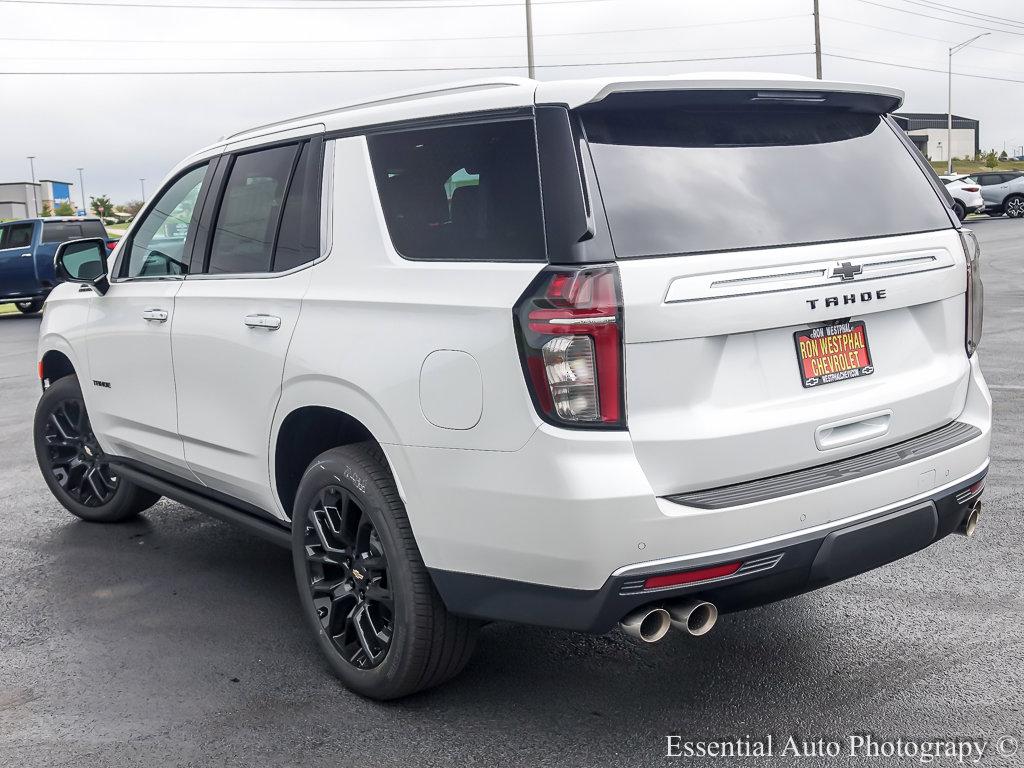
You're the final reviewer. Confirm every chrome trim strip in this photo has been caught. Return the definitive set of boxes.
[611,459,989,578]
[546,316,618,326]
[664,250,953,304]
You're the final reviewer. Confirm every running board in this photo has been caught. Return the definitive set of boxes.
[111,462,291,548]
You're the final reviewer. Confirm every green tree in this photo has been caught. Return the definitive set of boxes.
[90,194,113,218]
[54,200,75,216]
[121,199,144,217]
[999,150,1008,160]
[40,202,53,217]
[984,150,999,168]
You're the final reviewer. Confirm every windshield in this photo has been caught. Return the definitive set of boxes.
[581,104,952,258]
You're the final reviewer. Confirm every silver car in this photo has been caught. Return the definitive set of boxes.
[966,171,1024,218]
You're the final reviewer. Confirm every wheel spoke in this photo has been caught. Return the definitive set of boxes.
[364,580,393,609]
[351,602,384,664]
[85,467,107,502]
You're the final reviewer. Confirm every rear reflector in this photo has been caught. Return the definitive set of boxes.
[643,562,742,590]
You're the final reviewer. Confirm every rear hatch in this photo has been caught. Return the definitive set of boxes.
[577,88,968,496]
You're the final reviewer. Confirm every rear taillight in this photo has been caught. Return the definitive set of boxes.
[514,265,625,428]
[961,228,983,357]
[962,186,980,192]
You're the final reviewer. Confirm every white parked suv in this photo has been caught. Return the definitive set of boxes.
[35,73,990,700]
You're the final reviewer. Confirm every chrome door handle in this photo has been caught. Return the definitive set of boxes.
[142,308,168,323]
[20,252,32,258]
[244,314,282,330]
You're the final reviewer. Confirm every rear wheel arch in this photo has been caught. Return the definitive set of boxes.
[273,405,407,520]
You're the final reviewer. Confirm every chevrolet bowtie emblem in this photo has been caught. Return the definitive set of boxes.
[830,261,864,281]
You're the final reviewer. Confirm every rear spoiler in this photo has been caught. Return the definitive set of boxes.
[537,76,904,114]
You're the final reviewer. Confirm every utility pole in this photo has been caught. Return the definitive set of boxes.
[27,156,39,217]
[140,178,146,203]
[77,167,86,214]
[813,0,822,79]
[525,0,535,79]
[948,32,989,174]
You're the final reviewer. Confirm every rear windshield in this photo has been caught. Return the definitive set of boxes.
[42,220,106,243]
[581,106,952,258]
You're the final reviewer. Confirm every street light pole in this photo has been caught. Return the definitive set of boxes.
[76,167,86,214]
[948,32,990,174]
[140,178,146,203]
[27,156,39,217]
[524,0,535,79]
[813,0,822,79]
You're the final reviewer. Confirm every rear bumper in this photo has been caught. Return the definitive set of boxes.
[430,466,987,632]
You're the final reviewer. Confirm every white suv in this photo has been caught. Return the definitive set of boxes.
[34,74,990,700]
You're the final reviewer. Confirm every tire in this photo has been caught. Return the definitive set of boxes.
[33,376,160,522]
[1005,195,1024,219]
[291,443,478,700]
[15,299,43,314]
[952,200,967,222]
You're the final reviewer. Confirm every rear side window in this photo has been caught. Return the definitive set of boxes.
[41,220,105,243]
[272,142,315,272]
[1,222,34,248]
[367,119,545,262]
[581,103,953,258]
[208,145,297,274]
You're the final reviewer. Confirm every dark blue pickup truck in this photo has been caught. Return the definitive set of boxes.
[0,217,117,313]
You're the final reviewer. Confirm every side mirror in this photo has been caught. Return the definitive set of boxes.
[54,238,110,296]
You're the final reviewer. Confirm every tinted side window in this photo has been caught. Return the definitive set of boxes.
[367,119,545,262]
[272,143,316,272]
[123,164,208,278]
[2,223,34,248]
[207,145,297,275]
[41,220,106,243]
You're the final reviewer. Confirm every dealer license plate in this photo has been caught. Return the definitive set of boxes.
[794,320,874,388]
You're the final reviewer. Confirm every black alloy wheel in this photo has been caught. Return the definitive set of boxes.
[291,443,478,700]
[34,375,160,522]
[300,485,395,669]
[42,396,119,507]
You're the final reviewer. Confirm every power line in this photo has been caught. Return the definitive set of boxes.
[0,14,810,44]
[0,50,813,75]
[0,0,609,9]
[0,43,807,63]
[825,52,1024,84]
[829,44,1024,77]
[825,14,1024,57]
[849,0,1024,37]
[897,0,1024,29]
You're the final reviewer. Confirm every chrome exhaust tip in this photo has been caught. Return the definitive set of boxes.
[959,501,981,537]
[666,599,718,637]
[619,606,672,643]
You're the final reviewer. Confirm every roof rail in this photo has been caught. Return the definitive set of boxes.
[223,78,532,142]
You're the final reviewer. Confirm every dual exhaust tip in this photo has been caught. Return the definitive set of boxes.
[620,599,718,643]
[958,500,981,538]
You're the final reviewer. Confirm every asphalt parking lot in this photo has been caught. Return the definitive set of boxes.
[1,218,1022,767]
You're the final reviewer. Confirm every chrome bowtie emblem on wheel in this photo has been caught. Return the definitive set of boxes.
[351,568,365,581]
[830,261,864,281]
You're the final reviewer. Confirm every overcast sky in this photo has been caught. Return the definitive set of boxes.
[2,0,1022,203]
